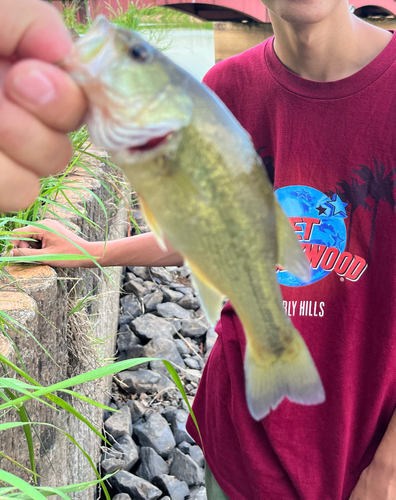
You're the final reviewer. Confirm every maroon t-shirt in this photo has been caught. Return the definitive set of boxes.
[186,34,396,500]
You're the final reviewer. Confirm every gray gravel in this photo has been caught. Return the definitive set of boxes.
[105,265,219,500]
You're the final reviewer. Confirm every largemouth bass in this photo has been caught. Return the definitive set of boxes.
[62,17,325,420]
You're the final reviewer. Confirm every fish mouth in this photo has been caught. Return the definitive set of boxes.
[127,131,174,154]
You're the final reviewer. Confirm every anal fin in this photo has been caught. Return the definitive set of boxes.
[186,259,224,326]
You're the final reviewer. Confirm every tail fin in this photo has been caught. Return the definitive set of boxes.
[245,333,325,421]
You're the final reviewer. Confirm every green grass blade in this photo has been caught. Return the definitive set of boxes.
[4,475,113,499]
[60,390,117,411]
[0,355,110,445]
[3,390,38,484]
[0,470,47,500]
[162,360,203,453]
[0,423,110,500]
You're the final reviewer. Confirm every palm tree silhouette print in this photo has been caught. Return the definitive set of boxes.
[353,158,396,260]
[336,176,370,251]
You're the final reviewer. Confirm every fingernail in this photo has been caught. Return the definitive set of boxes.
[13,70,56,105]
[10,251,14,257]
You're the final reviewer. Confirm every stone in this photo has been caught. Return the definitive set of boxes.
[180,319,208,338]
[143,291,164,311]
[170,449,205,486]
[104,406,132,440]
[117,343,146,363]
[143,281,158,293]
[156,303,193,320]
[145,337,185,370]
[162,287,184,302]
[113,434,139,471]
[133,413,176,458]
[163,408,179,424]
[205,328,218,358]
[131,314,174,343]
[120,295,142,319]
[149,359,173,377]
[124,280,147,298]
[100,455,125,474]
[110,470,162,500]
[191,486,207,500]
[174,339,190,356]
[117,328,141,352]
[177,294,201,311]
[184,370,201,383]
[172,319,182,332]
[126,400,146,423]
[171,410,195,445]
[113,494,132,500]
[135,447,170,482]
[116,369,174,395]
[189,446,205,468]
[128,266,150,280]
[169,285,192,294]
[153,474,190,500]
[178,441,191,454]
[118,315,132,327]
[103,402,118,421]
[191,355,205,369]
[176,266,190,279]
[184,358,200,370]
[150,267,174,284]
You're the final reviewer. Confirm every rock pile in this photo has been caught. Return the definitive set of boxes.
[101,265,218,500]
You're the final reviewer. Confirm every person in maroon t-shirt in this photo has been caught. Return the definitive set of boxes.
[12,1,396,499]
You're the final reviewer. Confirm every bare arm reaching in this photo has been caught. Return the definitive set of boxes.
[10,219,184,268]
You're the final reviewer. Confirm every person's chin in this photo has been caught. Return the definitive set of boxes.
[264,0,346,25]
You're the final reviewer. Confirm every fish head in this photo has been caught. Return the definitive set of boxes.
[62,16,194,160]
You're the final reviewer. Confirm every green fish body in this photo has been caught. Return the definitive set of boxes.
[62,18,325,420]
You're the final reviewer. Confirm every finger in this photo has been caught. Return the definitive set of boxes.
[0,89,72,176]
[5,60,87,132]
[0,151,40,212]
[10,225,46,247]
[9,246,44,258]
[0,0,72,62]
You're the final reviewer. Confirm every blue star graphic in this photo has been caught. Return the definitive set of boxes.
[296,188,311,201]
[325,195,348,218]
[331,232,345,247]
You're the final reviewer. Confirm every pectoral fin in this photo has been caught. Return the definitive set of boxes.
[186,259,224,326]
[138,194,168,251]
[274,200,311,282]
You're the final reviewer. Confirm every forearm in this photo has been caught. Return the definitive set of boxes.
[86,232,184,268]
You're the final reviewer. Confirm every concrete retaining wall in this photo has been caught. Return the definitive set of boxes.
[0,147,127,499]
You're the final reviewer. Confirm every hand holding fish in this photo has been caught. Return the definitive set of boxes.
[0,0,87,212]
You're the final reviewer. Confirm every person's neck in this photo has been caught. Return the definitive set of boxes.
[271,4,393,82]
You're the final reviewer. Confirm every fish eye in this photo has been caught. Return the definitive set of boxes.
[128,44,151,62]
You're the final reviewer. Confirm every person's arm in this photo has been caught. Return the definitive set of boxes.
[0,0,87,212]
[349,408,396,499]
[10,219,184,268]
